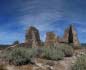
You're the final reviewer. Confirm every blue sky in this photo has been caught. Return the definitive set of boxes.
[0,0,86,44]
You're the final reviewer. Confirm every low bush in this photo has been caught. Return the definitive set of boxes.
[42,47,64,60]
[1,47,36,66]
[60,45,74,57]
[0,45,74,65]
[72,55,86,70]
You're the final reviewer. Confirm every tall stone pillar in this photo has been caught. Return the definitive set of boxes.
[25,26,41,47]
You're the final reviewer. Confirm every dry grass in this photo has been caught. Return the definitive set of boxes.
[0,64,7,70]
[16,64,33,70]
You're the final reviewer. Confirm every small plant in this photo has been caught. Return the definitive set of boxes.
[42,47,64,60]
[72,55,86,70]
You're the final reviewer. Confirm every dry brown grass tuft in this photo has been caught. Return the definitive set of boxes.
[0,64,7,70]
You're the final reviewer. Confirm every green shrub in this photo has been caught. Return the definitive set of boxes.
[0,45,74,65]
[72,55,86,70]
[13,40,19,45]
[60,45,74,57]
[42,47,64,60]
[1,47,36,66]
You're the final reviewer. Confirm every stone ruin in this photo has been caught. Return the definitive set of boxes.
[25,26,41,47]
[63,27,69,43]
[45,32,56,47]
[45,25,80,47]
[16,24,79,48]
[63,25,80,47]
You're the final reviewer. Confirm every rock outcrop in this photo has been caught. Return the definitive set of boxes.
[25,26,41,47]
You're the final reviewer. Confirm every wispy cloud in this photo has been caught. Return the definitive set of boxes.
[0,0,86,44]
[19,12,63,31]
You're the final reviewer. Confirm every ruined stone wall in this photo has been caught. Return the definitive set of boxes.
[71,26,80,47]
[63,28,69,43]
[63,25,80,47]
[25,26,41,47]
[24,25,80,48]
[45,32,59,47]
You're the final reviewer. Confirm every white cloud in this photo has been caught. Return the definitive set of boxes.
[18,12,63,32]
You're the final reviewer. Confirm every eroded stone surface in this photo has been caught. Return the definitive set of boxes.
[63,25,80,47]
[63,28,69,43]
[68,25,80,47]
[45,32,58,47]
[25,26,41,47]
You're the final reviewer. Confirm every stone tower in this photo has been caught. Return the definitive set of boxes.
[63,24,80,47]
[69,25,80,47]
[45,32,58,47]
[63,27,69,43]
[25,26,41,47]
